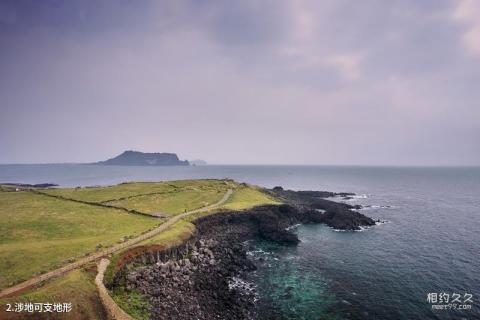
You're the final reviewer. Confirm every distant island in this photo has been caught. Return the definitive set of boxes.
[189,159,208,166]
[94,150,189,166]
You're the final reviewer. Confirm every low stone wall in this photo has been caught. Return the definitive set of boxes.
[95,259,135,320]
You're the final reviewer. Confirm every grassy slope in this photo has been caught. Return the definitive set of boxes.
[0,191,160,290]
[0,268,107,320]
[139,220,196,247]
[221,184,281,210]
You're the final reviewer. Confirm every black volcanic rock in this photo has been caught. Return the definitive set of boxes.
[270,188,375,230]
[1,183,58,188]
[94,150,189,166]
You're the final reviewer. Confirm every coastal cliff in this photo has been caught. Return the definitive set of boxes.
[107,188,375,319]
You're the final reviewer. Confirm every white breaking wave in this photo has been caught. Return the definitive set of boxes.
[285,223,301,231]
[327,194,369,203]
[354,226,367,232]
[246,248,272,257]
[348,194,368,199]
[228,276,256,295]
[331,220,389,232]
[358,204,396,210]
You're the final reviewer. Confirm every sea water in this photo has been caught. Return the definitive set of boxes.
[1,164,479,319]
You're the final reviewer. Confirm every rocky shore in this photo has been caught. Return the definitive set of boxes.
[113,188,376,320]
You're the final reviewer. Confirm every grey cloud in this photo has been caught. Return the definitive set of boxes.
[0,0,478,165]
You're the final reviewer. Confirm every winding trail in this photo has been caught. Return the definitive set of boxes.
[95,258,134,320]
[0,189,233,299]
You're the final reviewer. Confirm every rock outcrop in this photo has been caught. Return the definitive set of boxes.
[270,188,375,230]
[125,238,255,320]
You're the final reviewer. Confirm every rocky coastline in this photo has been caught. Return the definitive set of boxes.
[111,187,376,320]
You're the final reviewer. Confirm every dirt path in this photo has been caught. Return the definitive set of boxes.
[95,258,134,320]
[0,189,233,299]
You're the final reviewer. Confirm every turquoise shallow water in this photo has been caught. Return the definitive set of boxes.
[246,240,342,320]
[1,164,479,319]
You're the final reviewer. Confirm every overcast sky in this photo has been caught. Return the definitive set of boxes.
[0,0,479,165]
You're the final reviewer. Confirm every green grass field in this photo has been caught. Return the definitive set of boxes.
[106,188,225,216]
[0,191,160,290]
[222,183,280,210]
[0,178,281,318]
[41,179,230,203]
[0,268,107,320]
[40,179,232,216]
